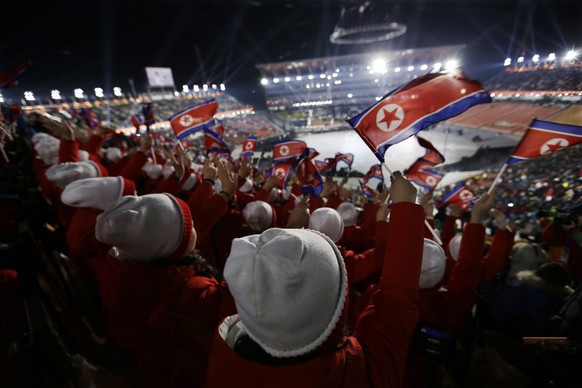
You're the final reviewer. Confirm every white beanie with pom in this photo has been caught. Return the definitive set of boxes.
[448,234,462,261]
[45,161,103,189]
[224,228,347,358]
[142,159,163,180]
[242,201,275,232]
[181,173,198,192]
[337,202,359,227]
[420,238,446,289]
[308,207,345,243]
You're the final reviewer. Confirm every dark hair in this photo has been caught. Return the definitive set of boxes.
[233,334,313,366]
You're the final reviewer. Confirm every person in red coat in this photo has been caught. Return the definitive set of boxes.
[204,171,425,388]
[94,193,236,387]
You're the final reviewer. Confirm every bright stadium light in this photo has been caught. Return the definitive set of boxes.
[51,90,61,100]
[334,80,342,85]
[517,56,524,63]
[193,85,200,92]
[24,91,35,101]
[407,65,414,71]
[371,58,387,73]
[445,59,459,70]
[565,50,577,60]
[532,54,540,63]
[420,64,428,70]
[203,84,208,91]
[296,76,302,81]
[74,88,84,99]
[260,78,268,85]
[174,91,180,96]
[548,53,556,61]
[315,83,321,88]
[319,74,326,79]
[0,93,3,103]
[394,67,401,73]
[308,74,314,80]
[273,77,280,84]
[284,77,291,82]
[182,85,190,93]
[211,84,217,89]
[433,62,442,71]
[220,84,226,91]
[347,93,353,98]
[94,88,104,98]
[113,87,122,97]
[306,85,310,89]
[504,58,512,66]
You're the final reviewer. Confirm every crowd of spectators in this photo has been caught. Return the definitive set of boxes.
[485,65,582,91]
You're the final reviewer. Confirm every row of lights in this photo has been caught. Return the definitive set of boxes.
[23,87,125,102]
[504,50,578,66]
[181,83,226,93]
[291,100,333,107]
[260,59,459,86]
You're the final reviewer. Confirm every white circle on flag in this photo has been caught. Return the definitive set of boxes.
[459,189,472,201]
[179,114,194,127]
[540,138,569,154]
[274,168,286,177]
[245,142,254,150]
[279,145,290,156]
[376,104,404,132]
[425,176,437,186]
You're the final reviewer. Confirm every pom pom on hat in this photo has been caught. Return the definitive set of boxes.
[142,160,163,180]
[448,234,462,261]
[78,150,90,161]
[95,194,193,263]
[61,176,136,210]
[105,147,122,162]
[337,202,358,227]
[181,173,198,192]
[420,238,446,289]
[309,207,344,243]
[45,161,107,189]
[239,177,253,193]
[242,201,275,232]
[224,228,347,358]
[162,162,175,179]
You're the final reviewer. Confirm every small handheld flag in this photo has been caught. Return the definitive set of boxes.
[130,115,142,131]
[438,183,478,210]
[335,152,354,169]
[204,127,231,156]
[170,99,219,139]
[347,72,491,162]
[142,103,156,126]
[272,140,307,163]
[79,108,100,129]
[240,136,257,158]
[363,164,384,183]
[407,168,445,192]
[314,158,336,174]
[271,162,294,189]
[296,156,324,196]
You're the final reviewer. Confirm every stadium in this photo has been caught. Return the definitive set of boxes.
[1,1,581,387]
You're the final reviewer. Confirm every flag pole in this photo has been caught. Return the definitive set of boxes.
[382,162,442,245]
[487,163,507,194]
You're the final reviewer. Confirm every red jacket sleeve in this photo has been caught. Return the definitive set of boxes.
[152,173,188,196]
[445,223,485,330]
[83,134,104,156]
[119,151,148,181]
[441,216,458,256]
[59,139,79,163]
[353,202,425,388]
[192,194,229,248]
[480,228,514,284]
[187,181,215,216]
[254,188,269,203]
[325,193,343,209]
[342,221,389,287]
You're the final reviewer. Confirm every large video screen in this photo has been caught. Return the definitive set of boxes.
[145,67,175,88]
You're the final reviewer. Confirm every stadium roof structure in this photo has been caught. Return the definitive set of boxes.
[256,44,465,76]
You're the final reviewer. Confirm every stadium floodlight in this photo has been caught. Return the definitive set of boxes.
[113,87,122,97]
[334,80,342,85]
[565,50,577,60]
[260,78,268,85]
[0,93,3,103]
[211,84,217,89]
[332,73,338,78]
[316,83,321,88]
[407,66,414,71]
[319,74,326,79]
[371,58,387,73]
[174,91,180,96]
[306,85,310,89]
[284,77,291,82]
[548,53,556,61]
[349,73,353,77]
[532,54,540,63]
[24,91,35,101]
[74,88,84,99]
[327,75,332,80]
[375,97,381,101]
[504,58,512,66]
[517,56,524,63]
[445,59,459,70]
[347,93,353,98]
[308,75,314,80]
[193,85,200,92]
[296,76,302,81]
[203,84,208,91]
[433,62,442,71]
[51,90,61,100]
[394,67,401,73]
[374,79,379,83]
[420,64,428,71]
[335,68,340,73]
[94,88,104,98]
[182,85,190,93]
[273,77,280,84]
[326,83,330,87]
[220,84,226,91]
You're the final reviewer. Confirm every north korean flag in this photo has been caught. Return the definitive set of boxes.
[308,148,320,160]
[407,168,445,191]
[359,181,378,198]
[170,99,218,139]
[79,108,100,129]
[363,164,384,183]
[296,156,323,197]
[204,127,231,156]
[507,120,582,165]
[335,152,354,168]
[142,103,156,126]
[272,140,307,163]
[314,158,336,173]
[240,136,257,158]
[347,72,491,162]
[271,162,294,189]
[438,183,478,209]
[130,115,142,131]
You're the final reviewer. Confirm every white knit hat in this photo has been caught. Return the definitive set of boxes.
[142,160,163,180]
[309,207,345,243]
[419,238,446,289]
[239,178,253,193]
[242,201,275,232]
[224,228,347,358]
[31,132,52,145]
[337,202,359,227]
[105,147,122,162]
[78,150,90,161]
[45,161,105,189]
[448,234,462,261]
[162,162,175,179]
[34,136,60,166]
[95,194,193,263]
[61,177,136,210]
[181,173,198,191]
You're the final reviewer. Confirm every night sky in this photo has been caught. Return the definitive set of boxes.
[1,0,581,108]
